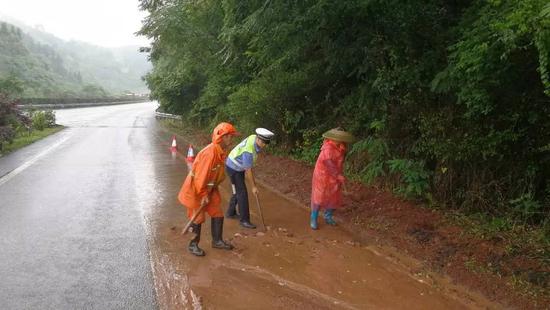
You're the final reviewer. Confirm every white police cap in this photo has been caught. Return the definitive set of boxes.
[255,128,275,141]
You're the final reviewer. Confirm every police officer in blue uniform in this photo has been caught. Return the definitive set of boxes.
[225,128,275,228]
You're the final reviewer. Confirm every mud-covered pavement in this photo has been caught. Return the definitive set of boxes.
[148,137,500,309]
[0,102,501,309]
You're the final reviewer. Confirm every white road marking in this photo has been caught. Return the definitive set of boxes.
[0,134,71,187]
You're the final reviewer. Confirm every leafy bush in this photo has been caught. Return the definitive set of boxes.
[30,110,56,131]
[292,128,323,164]
[0,105,28,150]
[510,193,543,224]
[43,110,56,127]
[347,137,389,184]
[387,159,430,199]
[31,111,46,131]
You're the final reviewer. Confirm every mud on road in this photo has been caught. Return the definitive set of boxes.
[143,137,499,310]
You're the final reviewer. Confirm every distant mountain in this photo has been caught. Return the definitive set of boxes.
[0,16,150,98]
[58,41,151,94]
[0,22,86,98]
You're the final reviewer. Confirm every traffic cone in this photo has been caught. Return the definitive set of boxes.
[170,135,177,152]
[186,144,196,163]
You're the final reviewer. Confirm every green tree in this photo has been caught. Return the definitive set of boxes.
[139,0,550,220]
[0,76,29,151]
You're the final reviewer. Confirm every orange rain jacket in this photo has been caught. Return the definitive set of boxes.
[178,123,238,223]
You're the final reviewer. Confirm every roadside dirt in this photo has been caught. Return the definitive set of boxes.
[153,123,549,309]
[254,154,550,310]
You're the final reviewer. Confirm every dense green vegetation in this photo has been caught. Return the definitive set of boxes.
[0,125,63,155]
[0,76,60,153]
[0,22,95,98]
[0,19,150,97]
[0,76,27,151]
[139,0,550,224]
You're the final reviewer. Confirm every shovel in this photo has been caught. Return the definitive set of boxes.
[253,192,267,232]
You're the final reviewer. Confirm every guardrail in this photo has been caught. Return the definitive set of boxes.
[155,109,182,120]
[17,99,150,110]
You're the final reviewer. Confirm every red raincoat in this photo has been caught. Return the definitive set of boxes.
[311,139,347,210]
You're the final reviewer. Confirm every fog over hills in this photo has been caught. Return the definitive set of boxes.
[0,15,150,97]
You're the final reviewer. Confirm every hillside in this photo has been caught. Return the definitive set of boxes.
[0,17,150,97]
[0,22,89,98]
[60,41,150,94]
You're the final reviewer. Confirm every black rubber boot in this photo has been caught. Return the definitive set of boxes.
[211,217,234,250]
[226,194,240,219]
[239,221,256,229]
[188,223,205,256]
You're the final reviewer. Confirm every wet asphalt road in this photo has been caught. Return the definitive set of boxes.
[0,102,160,309]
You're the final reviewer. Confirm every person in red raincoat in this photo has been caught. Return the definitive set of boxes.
[310,128,355,230]
[178,122,239,256]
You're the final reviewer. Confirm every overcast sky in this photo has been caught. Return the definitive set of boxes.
[0,0,150,47]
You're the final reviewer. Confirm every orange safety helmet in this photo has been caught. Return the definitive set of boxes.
[211,122,240,144]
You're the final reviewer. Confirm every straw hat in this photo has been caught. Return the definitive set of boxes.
[322,128,355,143]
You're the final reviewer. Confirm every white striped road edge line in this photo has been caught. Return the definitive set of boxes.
[0,134,71,187]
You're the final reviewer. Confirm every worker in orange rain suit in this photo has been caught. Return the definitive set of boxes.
[310,128,355,230]
[178,122,240,256]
